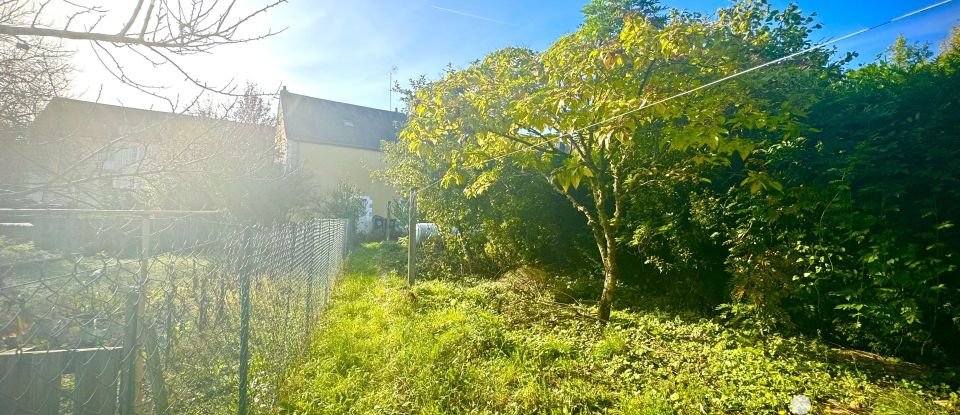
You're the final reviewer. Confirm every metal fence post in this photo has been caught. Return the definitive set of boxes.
[407,189,418,285]
[305,221,317,338]
[237,227,253,415]
[120,215,153,414]
[324,221,333,304]
[342,219,348,254]
[137,215,152,413]
[120,290,139,415]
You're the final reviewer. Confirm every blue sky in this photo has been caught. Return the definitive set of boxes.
[71,0,960,111]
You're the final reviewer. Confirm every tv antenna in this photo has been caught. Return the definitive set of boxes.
[389,66,398,111]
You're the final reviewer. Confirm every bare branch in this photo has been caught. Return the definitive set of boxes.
[119,0,146,35]
[138,0,156,40]
[0,1,286,52]
[29,0,51,28]
[2,0,288,102]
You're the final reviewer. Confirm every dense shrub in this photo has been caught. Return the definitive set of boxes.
[379,145,596,278]
[711,39,960,361]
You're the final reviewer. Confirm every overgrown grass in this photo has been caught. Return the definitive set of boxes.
[278,244,959,414]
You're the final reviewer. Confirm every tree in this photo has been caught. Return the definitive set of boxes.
[391,0,832,320]
[942,24,960,54]
[0,33,71,203]
[194,82,278,126]
[888,34,932,68]
[0,36,69,131]
[141,83,291,221]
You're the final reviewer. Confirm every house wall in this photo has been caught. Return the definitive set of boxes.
[295,141,397,217]
[19,98,277,209]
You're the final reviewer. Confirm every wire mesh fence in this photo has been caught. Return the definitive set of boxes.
[0,210,351,414]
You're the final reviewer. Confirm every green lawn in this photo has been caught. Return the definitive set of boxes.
[277,244,959,414]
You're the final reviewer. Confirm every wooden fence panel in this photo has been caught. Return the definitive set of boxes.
[0,347,122,415]
[0,352,65,414]
[73,348,122,415]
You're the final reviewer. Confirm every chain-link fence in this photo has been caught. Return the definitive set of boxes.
[0,210,351,414]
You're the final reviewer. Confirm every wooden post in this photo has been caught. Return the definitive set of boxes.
[386,201,392,241]
[406,189,418,285]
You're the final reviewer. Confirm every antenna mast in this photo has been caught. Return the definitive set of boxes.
[389,66,398,111]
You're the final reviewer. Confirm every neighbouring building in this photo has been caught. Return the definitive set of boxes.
[4,92,405,234]
[276,88,405,229]
[6,97,274,208]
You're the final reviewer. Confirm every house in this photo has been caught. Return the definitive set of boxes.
[4,91,404,232]
[276,88,405,224]
[6,97,275,208]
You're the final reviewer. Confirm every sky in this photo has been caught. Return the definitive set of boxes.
[58,0,960,112]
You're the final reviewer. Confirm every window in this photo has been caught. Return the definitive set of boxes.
[102,143,144,170]
[112,176,139,189]
[117,146,141,164]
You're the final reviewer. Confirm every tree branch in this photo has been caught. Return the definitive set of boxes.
[490,130,566,156]
[1,24,178,47]
[119,0,147,35]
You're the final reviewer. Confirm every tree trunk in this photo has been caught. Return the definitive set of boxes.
[550,174,620,322]
[597,228,619,321]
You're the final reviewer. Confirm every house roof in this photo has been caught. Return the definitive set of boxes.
[279,89,405,151]
[30,98,274,143]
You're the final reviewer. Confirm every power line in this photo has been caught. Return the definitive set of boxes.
[414,0,954,192]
